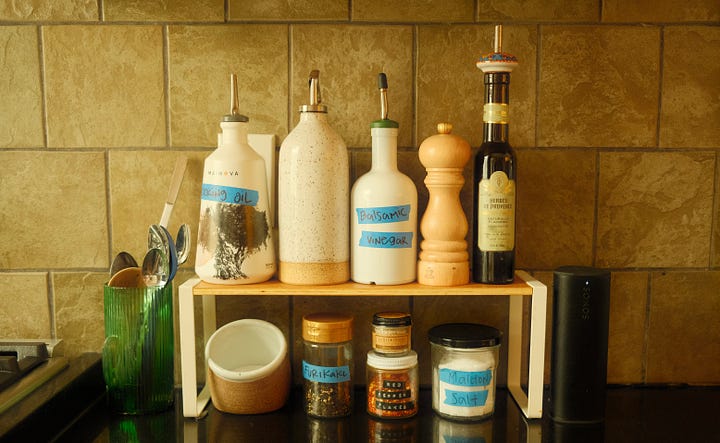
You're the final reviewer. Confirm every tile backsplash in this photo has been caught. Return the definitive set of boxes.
[1,1,718,387]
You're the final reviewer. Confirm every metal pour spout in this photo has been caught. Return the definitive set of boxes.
[301,69,328,113]
[223,73,248,122]
[378,73,389,120]
[494,25,502,53]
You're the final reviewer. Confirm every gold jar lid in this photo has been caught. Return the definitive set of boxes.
[302,312,353,343]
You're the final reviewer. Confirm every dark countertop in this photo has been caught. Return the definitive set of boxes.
[2,354,719,442]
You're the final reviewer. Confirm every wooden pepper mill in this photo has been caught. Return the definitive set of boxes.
[417,123,471,286]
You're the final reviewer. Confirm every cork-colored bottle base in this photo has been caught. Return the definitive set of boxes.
[279,261,350,285]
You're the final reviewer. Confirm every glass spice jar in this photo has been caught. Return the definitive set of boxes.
[372,312,412,355]
[429,323,501,421]
[302,313,354,418]
[366,350,418,419]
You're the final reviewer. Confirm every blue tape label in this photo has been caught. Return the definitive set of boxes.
[442,437,486,443]
[356,205,411,224]
[201,184,259,206]
[443,389,489,407]
[359,231,413,248]
[302,361,350,383]
[439,368,492,387]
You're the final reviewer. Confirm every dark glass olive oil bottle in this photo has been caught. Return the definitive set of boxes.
[473,25,518,284]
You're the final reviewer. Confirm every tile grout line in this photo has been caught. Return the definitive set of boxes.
[655,26,665,148]
[641,272,653,384]
[710,152,719,268]
[163,25,171,147]
[37,25,48,149]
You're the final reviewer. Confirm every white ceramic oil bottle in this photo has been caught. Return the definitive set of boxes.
[195,74,275,284]
[278,70,349,284]
[351,73,417,285]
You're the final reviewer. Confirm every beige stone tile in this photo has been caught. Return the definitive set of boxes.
[515,149,595,270]
[0,151,108,268]
[291,25,413,148]
[607,272,648,384]
[53,272,106,359]
[0,273,50,339]
[597,152,714,268]
[291,296,411,386]
[714,157,720,268]
[646,271,720,384]
[0,27,43,148]
[168,25,288,147]
[43,25,165,148]
[0,0,97,21]
[602,0,720,22]
[109,150,207,271]
[538,26,660,148]
[352,0,474,22]
[417,25,536,148]
[479,0,598,21]
[104,0,223,22]
[229,0,347,20]
[660,26,720,149]
[413,295,509,387]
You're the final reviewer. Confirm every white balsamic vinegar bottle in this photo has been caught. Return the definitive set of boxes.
[351,73,417,285]
[278,70,349,285]
[195,74,275,284]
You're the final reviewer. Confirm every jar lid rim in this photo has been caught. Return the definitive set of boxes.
[428,323,501,348]
[367,350,417,369]
[372,312,412,326]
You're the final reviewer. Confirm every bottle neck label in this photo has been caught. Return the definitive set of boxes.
[477,171,515,251]
[483,103,509,124]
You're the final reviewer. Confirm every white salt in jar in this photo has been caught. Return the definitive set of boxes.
[428,323,501,421]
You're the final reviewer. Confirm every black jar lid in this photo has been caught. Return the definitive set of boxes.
[372,312,412,327]
[428,323,501,348]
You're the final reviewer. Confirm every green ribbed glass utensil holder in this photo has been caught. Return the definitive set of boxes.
[102,284,174,414]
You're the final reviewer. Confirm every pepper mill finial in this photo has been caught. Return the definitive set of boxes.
[417,123,471,286]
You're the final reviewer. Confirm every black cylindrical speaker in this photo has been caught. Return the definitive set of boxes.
[550,266,611,423]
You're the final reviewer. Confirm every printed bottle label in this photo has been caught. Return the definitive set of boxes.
[359,231,413,249]
[356,204,411,224]
[302,361,351,383]
[374,400,415,411]
[483,103,509,124]
[375,388,412,400]
[477,171,515,251]
[439,368,493,387]
[201,183,259,206]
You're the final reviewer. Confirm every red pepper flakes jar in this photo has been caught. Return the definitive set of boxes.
[366,350,418,419]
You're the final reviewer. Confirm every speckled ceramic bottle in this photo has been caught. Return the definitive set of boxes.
[351,73,417,285]
[195,74,275,285]
[278,70,349,284]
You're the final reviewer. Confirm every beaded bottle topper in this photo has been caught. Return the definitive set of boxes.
[476,25,519,73]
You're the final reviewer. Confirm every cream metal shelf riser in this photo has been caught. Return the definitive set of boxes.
[178,270,547,420]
